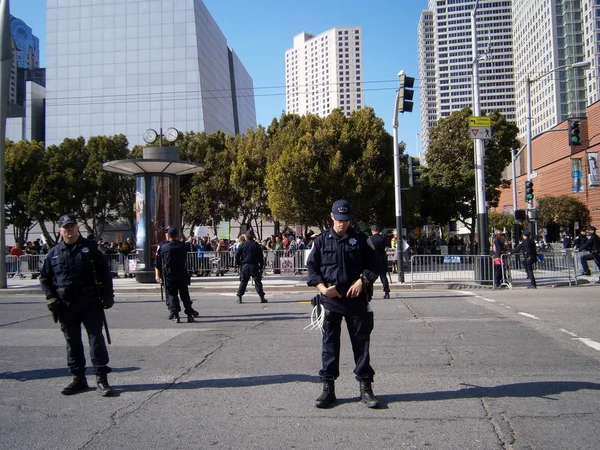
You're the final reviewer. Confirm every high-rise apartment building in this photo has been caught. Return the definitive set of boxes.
[417,0,515,154]
[10,15,40,106]
[285,27,364,117]
[45,0,256,147]
[513,0,596,140]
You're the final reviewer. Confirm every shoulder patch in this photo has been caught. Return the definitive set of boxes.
[367,237,376,250]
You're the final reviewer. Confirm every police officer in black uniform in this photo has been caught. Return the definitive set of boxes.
[511,230,538,289]
[39,214,115,396]
[577,225,600,281]
[369,225,390,298]
[155,227,197,323]
[235,229,266,304]
[306,200,381,409]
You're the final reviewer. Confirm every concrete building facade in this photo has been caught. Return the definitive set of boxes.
[417,0,515,154]
[285,27,364,117]
[45,0,255,147]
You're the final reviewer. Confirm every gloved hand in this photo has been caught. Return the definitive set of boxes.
[47,297,59,323]
[102,293,115,309]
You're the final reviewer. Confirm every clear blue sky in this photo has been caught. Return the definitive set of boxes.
[12,0,427,155]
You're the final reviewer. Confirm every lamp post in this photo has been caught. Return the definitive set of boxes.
[525,60,591,235]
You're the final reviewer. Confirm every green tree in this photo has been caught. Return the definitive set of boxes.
[4,139,46,246]
[423,107,519,244]
[537,195,591,229]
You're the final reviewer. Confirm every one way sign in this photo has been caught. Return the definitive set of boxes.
[469,126,492,140]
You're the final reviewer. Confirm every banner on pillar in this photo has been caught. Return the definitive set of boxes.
[587,152,599,187]
[571,158,585,193]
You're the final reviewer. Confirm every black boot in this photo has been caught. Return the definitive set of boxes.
[236,295,242,304]
[61,375,89,395]
[315,381,336,408]
[359,380,380,408]
[96,374,114,397]
[187,314,195,323]
[190,308,199,317]
[383,292,390,299]
[260,296,268,303]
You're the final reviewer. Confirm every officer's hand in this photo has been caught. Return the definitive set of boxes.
[346,279,364,298]
[102,293,114,309]
[156,276,161,284]
[47,297,59,312]
[47,297,60,323]
[321,285,341,299]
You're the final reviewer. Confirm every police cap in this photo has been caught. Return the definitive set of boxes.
[371,225,380,232]
[588,225,597,232]
[167,227,179,237]
[331,199,353,221]
[59,214,77,228]
[522,230,531,236]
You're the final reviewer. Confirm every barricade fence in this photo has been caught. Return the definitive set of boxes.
[499,252,577,288]
[410,254,494,287]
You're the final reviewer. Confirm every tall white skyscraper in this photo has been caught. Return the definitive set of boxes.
[45,0,256,147]
[418,0,515,154]
[513,0,596,140]
[285,27,364,117]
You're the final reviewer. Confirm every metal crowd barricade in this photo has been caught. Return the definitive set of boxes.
[6,255,20,278]
[17,254,47,278]
[500,251,576,289]
[410,254,494,287]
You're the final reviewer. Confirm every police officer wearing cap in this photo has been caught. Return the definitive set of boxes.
[511,230,537,289]
[369,225,390,298]
[306,199,381,409]
[577,225,600,281]
[39,214,115,396]
[235,229,266,304]
[155,227,198,323]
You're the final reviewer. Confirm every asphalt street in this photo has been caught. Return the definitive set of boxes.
[1,284,600,449]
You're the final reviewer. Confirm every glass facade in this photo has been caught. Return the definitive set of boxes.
[45,0,256,147]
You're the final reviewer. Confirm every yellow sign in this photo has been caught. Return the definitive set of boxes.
[469,116,491,127]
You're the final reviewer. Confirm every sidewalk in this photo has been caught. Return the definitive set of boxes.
[1,271,593,295]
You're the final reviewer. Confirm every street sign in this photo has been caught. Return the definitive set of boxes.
[469,116,491,127]
[469,126,492,139]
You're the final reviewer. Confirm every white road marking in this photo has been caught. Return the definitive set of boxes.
[518,312,540,320]
[574,338,600,352]
[559,328,579,338]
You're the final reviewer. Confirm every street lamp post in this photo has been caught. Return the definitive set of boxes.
[525,60,591,235]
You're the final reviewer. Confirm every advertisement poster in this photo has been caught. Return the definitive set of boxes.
[588,152,599,187]
[571,158,585,193]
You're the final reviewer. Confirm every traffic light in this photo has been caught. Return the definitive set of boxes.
[568,119,581,146]
[524,180,534,202]
[408,156,422,187]
[398,71,414,113]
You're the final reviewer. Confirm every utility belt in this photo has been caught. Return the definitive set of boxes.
[57,285,97,300]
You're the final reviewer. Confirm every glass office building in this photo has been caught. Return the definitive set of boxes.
[45,0,256,147]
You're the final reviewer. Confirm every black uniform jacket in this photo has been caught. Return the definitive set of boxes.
[306,228,380,314]
[157,239,188,282]
[39,236,113,310]
[235,239,264,268]
[580,233,600,254]
[512,237,537,262]
[368,233,388,275]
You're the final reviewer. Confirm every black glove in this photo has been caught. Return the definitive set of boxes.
[47,297,59,323]
[102,293,115,309]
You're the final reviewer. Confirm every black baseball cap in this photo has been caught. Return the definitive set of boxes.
[588,226,597,232]
[522,230,531,236]
[371,225,379,232]
[331,199,353,221]
[167,227,178,237]
[59,214,77,228]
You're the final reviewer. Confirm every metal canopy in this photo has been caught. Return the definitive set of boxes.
[102,159,204,176]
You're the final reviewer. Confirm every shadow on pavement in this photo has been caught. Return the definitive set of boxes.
[378,381,600,405]
[0,366,141,381]
[121,373,320,392]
